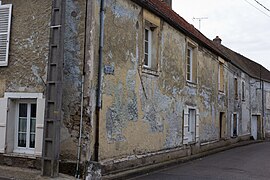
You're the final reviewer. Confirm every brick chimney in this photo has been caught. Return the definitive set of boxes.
[161,0,172,8]
[213,36,222,45]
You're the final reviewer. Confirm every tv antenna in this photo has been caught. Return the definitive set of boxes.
[193,17,208,30]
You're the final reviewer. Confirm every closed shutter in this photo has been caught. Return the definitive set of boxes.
[0,4,12,66]
[195,111,199,142]
[0,98,8,153]
[183,108,189,144]
[231,114,234,137]
[35,98,45,156]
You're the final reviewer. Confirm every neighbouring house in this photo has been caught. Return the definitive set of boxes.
[0,0,270,179]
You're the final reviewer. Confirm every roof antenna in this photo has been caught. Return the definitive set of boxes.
[193,17,208,30]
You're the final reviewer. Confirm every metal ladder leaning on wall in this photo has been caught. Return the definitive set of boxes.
[42,0,65,177]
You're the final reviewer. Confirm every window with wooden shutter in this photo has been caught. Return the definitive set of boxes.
[0,3,12,66]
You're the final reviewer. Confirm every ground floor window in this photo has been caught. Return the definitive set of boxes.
[16,101,37,152]
[231,113,238,137]
[183,107,199,144]
[0,93,44,156]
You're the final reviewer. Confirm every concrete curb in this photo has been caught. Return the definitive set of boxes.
[103,140,264,180]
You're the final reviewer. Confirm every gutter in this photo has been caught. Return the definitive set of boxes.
[95,0,105,162]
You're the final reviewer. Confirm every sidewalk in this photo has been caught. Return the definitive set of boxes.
[0,165,75,180]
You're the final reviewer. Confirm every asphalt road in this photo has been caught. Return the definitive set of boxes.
[133,142,270,180]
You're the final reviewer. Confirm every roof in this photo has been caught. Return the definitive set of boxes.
[215,44,270,82]
[132,0,270,82]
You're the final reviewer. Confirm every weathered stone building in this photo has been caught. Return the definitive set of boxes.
[0,0,270,179]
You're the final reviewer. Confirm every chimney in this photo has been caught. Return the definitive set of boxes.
[213,36,222,45]
[161,0,172,8]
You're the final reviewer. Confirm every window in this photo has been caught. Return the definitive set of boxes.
[183,107,199,144]
[234,78,238,99]
[144,27,152,68]
[16,101,37,153]
[0,3,12,66]
[142,9,160,73]
[231,113,238,137]
[0,93,45,156]
[242,81,245,101]
[186,41,197,83]
[218,62,224,92]
[186,47,193,81]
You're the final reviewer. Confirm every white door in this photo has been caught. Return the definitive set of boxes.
[251,116,257,140]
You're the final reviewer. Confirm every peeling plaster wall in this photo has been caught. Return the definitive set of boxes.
[61,0,93,162]
[0,0,51,96]
[97,0,229,161]
[263,81,270,137]
[227,64,251,137]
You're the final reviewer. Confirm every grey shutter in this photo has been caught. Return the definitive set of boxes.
[0,4,12,66]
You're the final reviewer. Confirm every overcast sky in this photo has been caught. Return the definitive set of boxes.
[172,0,270,71]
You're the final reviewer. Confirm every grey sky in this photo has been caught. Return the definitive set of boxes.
[172,0,270,71]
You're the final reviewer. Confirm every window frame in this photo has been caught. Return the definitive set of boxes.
[144,27,152,69]
[14,99,37,154]
[234,77,238,100]
[186,47,193,82]
[242,81,245,101]
[185,39,198,84]
[218,62,225,92]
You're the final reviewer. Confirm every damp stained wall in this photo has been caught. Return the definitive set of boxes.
[0,0,51,97]
[95,0,230,161]
[0,0,93,163]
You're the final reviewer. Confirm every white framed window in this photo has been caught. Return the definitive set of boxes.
[144,27,152,68]
[0,3,12,66]
[14,100,37,154]
[0,93,45,156]
[186,47,193,82]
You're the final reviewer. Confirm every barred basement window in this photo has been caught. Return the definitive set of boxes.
[0,3,12,66]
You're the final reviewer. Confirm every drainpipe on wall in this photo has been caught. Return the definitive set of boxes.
[75,75,85,179]
[75,0,89,177]
[260,65,265,139]
[95,0,105,162]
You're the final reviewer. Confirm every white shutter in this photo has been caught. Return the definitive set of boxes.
[0,98,8,153]
[0,4,12,66]
[183,108,189,145]
[231,114,234,137]
[195,111,199,142]
[35,98,45,156]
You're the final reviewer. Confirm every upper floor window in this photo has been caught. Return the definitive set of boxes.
[234,77,238,100]
[142,9,160,74]
[0,3,12,66]
[144,27,152,68]
[242,81,245,101]
[186,41,198,83]
[186,47,193,81]
[218,62,225,92]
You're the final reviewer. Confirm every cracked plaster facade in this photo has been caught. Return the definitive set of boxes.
[1,0,270,178]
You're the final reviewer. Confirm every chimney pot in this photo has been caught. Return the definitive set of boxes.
[161,0,172,8]
[213,36,222,44]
